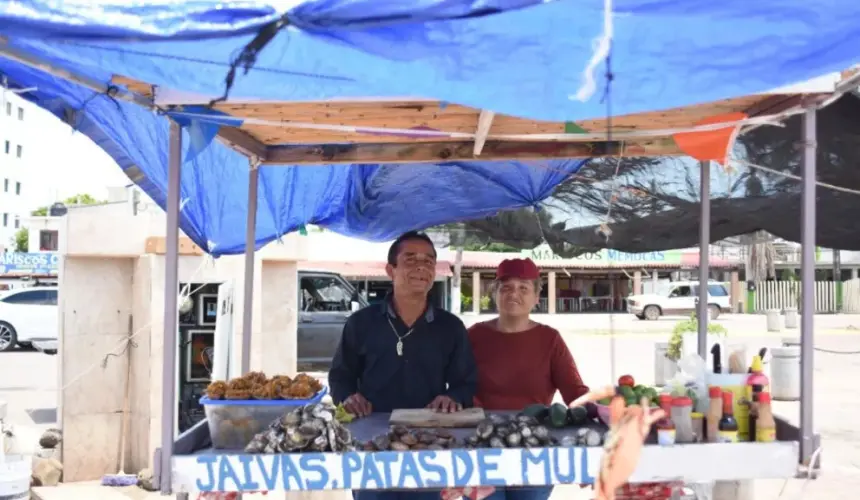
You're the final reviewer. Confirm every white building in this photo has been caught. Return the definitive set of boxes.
[0,91,31,250]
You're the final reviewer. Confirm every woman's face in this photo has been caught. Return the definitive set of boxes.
[495,278,539,317]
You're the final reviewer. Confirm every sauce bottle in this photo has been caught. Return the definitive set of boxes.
[755,392,777,442]
[706,386,722,443]
[656,394,676,446]
[718,391,739,443]
[671,396,695,443]
[746,355,770,400]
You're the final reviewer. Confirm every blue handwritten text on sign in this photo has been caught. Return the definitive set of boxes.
[185,448,596,492]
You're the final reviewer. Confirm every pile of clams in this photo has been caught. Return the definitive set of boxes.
[363,426,460,451]
[463,414,558,449]
[245,402,358,453]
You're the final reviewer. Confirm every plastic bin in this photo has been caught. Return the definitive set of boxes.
[201,386,328,449]
[0,455,32,500]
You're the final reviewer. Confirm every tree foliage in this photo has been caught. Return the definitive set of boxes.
[31,193,102,216]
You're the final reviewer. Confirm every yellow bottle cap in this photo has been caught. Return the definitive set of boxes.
[751,355,763,373]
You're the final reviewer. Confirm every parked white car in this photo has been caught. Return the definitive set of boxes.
[0,287,59,353]
[627,281,730,320]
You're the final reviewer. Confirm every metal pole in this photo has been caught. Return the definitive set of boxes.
[800,104,816,464]
[240,161,260,374]
[160,122,182,495]
[697,160,711,359]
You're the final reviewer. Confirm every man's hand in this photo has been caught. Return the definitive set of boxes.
[427,395,462,413]
[343,393,372,417]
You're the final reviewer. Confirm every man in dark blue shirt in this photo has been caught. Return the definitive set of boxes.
[329,231,477,417]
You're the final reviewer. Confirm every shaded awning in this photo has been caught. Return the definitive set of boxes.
[300,261,453,278]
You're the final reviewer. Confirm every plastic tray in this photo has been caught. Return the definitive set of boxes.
[201,386,328,449]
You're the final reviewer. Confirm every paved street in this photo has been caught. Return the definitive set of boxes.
[6,313,860,499]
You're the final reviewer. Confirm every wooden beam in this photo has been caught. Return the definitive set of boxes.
[145,236,205,255]
[216,127,269,160]
[262,138,681,165]
[473,110,496,156]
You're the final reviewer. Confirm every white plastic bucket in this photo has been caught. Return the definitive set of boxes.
[766,309,782,332]
[0,455,32,500]
[784,308,799,329]
[771,346,801,401]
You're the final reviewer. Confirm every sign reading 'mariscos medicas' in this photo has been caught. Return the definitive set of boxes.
[0,252,59,275]
[173,447,599,493]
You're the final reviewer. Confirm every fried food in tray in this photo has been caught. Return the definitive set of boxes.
[205,372,322,400]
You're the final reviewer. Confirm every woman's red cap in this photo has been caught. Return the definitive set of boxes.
[496,258,540,281]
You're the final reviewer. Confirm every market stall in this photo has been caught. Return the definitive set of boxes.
[1,1,857,498]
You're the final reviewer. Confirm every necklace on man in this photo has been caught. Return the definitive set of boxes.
[387,317,414,356]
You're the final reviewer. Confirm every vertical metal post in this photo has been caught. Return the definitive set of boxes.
[240,160,259,374]
[697,160,711,359]
[800,105,816,464]
[160,122,182,495]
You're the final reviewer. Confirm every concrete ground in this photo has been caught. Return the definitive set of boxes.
[6,312,860,499]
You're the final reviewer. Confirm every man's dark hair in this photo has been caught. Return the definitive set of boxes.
[387,231,437,266]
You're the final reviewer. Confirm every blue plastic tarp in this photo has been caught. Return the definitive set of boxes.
[1,0,859,254]
[3,0,859,121]
[0,57,582,254]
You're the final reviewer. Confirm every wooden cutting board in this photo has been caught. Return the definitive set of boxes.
[389,408,486,428]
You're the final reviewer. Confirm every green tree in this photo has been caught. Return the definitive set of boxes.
[31,193,102,216]
[13,227,28,252]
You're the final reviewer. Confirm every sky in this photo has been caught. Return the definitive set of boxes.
[16,93,128,211]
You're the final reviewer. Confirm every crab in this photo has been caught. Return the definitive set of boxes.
[567,386,666,500]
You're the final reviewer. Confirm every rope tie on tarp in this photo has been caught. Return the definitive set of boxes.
[211,14,293,106]
[69,84,122,133]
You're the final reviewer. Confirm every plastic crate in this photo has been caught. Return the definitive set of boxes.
[201,386,328,450]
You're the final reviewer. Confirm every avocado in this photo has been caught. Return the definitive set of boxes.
[520,404,550,422]
[567,405,589,425]
[549,403,569,428]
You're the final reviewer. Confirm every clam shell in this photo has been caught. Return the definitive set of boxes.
[520,426,533,439]
[515,415,539,426]
[525,436,541,447]
[488,414,507,425]
[476,421,494,439]
[418,433,436,445]
[390,442,410,451]
[390,425,409,436]
[372,434,391,450]
[399,433,418,446]
[505,432,522,447]
[488,437,505,448]
[533,425,550,439]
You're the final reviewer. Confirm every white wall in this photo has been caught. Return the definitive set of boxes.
[0,92,32,248]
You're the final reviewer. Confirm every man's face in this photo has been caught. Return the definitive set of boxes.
[386,238,437,295]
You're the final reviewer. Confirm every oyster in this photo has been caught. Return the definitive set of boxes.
[240,400,354,454]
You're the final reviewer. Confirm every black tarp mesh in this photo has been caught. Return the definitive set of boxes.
[442,93,860,256]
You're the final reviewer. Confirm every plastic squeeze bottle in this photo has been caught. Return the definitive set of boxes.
[755,392,777,442]
[706,386,722,443]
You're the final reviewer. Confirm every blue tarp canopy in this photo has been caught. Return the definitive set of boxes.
[1,0,858,255]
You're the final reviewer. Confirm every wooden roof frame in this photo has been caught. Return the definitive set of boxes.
[2,39,857,165]
[106,72,860,165]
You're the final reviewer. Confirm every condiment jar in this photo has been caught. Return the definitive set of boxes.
[671,396,695,443]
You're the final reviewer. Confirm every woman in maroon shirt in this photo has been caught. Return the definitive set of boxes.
[468,258,590,500]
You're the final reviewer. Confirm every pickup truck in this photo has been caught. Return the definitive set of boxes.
[627,280,731,321]
[298,270,368,364]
